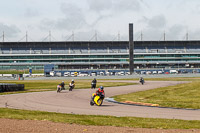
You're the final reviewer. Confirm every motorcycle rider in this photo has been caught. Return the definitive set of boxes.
[57,84,61,93]
[93,86,105,99]
[139,77,144,84]
[91,78,97,89]
[60,81,65,90]
[71,79,75,84]
[57,81,65,93]
[69,79,75,91]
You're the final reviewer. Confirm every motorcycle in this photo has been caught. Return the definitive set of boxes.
[91,82,96,89]
[90,93,105,106]
[140,79,145,85]
[69,83,75,91]
[57,85,65,93]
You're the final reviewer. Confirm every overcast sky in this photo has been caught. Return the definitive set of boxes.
[0,0,200,42]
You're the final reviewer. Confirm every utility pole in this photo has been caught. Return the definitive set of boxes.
[2,31,4,42]
[72,31,74,41]
[186,32,189,41]
[118,31,120,41]
[95,31,97,41]
[26,31,28,42]
[49,31,51,42]
[164,31,166,41]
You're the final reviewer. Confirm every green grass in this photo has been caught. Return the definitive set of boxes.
[113,81,200,109]
[0,80,136,95]
[104,77,200,81]
[1,78,200,129]
[0,70,43,74]
[0,108,199,129]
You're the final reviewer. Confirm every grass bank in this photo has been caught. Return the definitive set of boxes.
[0,108,199,129]
[113,81,200,109]
[0,80,136,95]
[103,77,200,81]
[0,70,43,74]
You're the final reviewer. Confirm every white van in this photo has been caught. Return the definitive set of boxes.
[146,71,152,74]
[55,72,62,77]
[118,71,125,76]
[71,72,75,77]
[91,72,96,76]
[170,70,177,74]
[100,72,104,76]
[158,71,163,74]
[126,72,130,75]
[50,71,55,77]
[64,72,70,77]
[71,72,78,77]
[78,72,88,77]
[152,71,157,74]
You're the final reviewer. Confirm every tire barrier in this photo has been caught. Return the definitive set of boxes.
[0,83,25,93]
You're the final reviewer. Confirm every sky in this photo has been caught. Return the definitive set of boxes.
[0,0,200,42]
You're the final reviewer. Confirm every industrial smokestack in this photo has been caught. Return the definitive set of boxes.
[129,23,134,75]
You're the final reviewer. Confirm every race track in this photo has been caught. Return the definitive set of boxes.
[0,81,200,120]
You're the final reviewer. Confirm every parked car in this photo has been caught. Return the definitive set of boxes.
[158,71,163,74]
[170,70,177,74]
[146,71,152,74]
[78,72,88,76]
[152,71,157,74]
[64,72,70,77]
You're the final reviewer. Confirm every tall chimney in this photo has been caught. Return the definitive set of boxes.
[129,23,134,75]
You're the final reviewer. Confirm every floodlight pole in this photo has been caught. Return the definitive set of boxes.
[129,23,134,75]
[2,31,4,42]
[26,31,28,42]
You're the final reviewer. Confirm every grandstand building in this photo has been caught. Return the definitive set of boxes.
[0,40,200,72]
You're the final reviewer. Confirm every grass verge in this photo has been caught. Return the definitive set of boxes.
[102,77,200,81]
[0,108,199,129]
[113,81,200,109]
[0,70,43,74]
[0,80,136,95]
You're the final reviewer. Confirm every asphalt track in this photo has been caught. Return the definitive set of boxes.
[0,81,200,120]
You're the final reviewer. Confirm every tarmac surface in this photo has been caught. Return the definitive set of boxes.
[1,80,200,120]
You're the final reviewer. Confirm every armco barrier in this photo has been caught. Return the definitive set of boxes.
[0,83,24,92]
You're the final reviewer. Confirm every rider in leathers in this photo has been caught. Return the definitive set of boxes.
[93,86,104,99]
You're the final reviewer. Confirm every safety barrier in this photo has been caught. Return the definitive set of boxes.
[0,83,24,92]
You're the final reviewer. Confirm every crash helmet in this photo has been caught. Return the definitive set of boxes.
[72,79,74,81]
[100,86,104,90]
[62,81,64,83]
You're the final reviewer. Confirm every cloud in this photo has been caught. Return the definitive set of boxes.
[87,0,142,13]
[189,29,200,40]
[39,18,55,31]
[135,15,167,40]
[40,3,88,31]
[135,14,191,41]
[167,24,186,40]
[148,15,166,29]
[56,3,87,30]
[87,0,113,12]
[24,8,39,18]
[0,23,21,38]
[139,0,151,9]
[38,0,146,41]
[113,0,142,12]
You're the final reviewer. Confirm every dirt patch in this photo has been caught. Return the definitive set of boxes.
[0,118,199,133]
[123,101,159,106]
